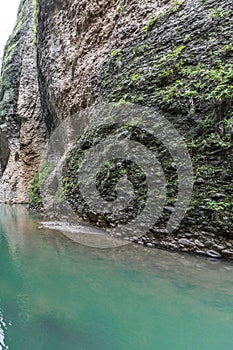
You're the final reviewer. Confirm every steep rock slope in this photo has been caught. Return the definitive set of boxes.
[0,0,46,203]
[0,0,232,246]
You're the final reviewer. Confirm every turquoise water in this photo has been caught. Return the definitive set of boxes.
[1,205,233,350]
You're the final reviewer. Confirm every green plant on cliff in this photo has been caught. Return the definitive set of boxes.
[111,49,122,57]
[141,14,164,32]
[209,7,228,19]
[29,162,55,209]
[2,42,18,67]
[141,1,185,32]
[206,200,231,211]
[116,5,125,14]
[218,42,233,57]
[153,57,233,114]
[33,0,39,45]
[131,73,141,82]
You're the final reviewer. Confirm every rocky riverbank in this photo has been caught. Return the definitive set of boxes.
[130,230,233,260]
[41,220,233,260]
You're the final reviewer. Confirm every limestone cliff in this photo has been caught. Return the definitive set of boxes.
[0,0,46,203]
[0,0,232,244]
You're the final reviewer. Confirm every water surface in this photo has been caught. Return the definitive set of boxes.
[0,205,233,349]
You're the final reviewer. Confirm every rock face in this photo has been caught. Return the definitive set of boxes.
[0,0,46,203]
[37,0,169,128]
[0,0,232,240]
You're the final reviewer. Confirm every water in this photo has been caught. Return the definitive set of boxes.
[0,205,233,350]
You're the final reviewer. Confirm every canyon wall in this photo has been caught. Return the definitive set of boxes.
[0,0,46,203]
[0,0,232,240]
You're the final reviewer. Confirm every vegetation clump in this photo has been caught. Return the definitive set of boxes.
[29,162,55,210]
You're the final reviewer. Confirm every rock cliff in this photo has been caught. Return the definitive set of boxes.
[0,0,232,245]
[0,0,46,203]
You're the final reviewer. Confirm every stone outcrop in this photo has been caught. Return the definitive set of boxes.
[0,0,232,242]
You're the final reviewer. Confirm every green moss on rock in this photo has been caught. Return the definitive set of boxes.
[33,0,39,45]
[29,162,54,210]
[97,0,233,236]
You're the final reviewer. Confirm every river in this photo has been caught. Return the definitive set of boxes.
[0,204,233,349]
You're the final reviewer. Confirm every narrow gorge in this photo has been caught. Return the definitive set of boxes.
[0,0,232,257]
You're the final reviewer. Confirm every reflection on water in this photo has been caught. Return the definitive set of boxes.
[1,204,233,350]
[0,204,38,259]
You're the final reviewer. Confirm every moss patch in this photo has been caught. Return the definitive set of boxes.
[33,0,39,45]
[29,162,55,210]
